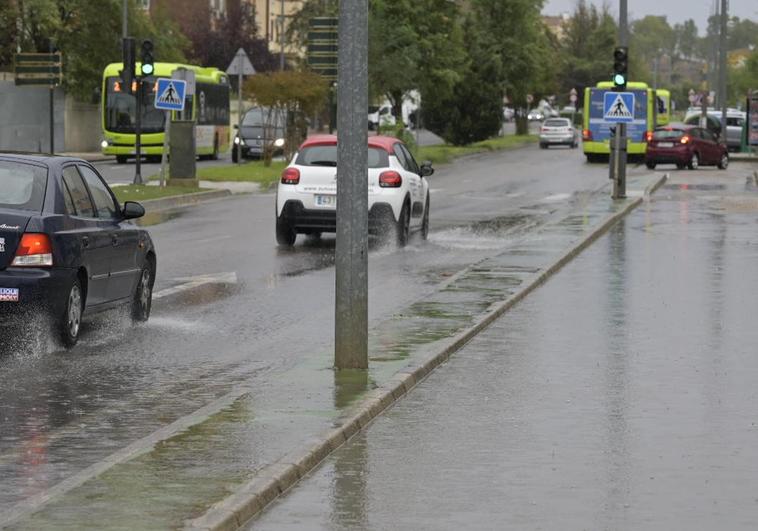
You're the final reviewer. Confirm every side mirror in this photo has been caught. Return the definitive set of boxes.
[420,161,434,177]
[233,124,239,129]
[122,201,145,220]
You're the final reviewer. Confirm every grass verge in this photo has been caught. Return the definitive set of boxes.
[113,184,211,203]
[415,134,537,165]
[195,161,287,186]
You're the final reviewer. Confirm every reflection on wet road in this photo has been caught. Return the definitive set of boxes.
[252,169,758,530]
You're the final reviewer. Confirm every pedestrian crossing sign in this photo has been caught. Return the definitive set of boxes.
[603,92,635,123]
[154,78,187,111]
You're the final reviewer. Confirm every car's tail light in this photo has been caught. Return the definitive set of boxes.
[379,171,402,188]
[11,233,53,267]
[680,135,690,144]
[281,167,300,185]
[582,129,592,141]
[645,131,654,143]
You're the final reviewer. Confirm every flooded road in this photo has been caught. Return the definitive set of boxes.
[252,168,758,530]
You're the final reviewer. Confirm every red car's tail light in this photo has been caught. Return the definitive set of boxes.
[582,129,592,141]
[379,171,402,188]
[680,135,690,144]
[281,167,300,185]
[645,131,654,143]
[12,233,53,267]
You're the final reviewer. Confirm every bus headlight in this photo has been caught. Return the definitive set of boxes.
[274,138,285,148]
[101,140,110,149]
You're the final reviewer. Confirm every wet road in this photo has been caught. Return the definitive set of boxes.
[252,167,758,530]
[0,138,751,523]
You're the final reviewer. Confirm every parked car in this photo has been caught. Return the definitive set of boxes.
[0,154,155,347]
[539,118,578,148]
[683,109,746,151]
[503,107,515,122]
[233,107,286,162]
[275,135,432,247]
[368,105,395,131]
[645,125,729,170]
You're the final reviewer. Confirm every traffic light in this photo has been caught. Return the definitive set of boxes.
[613,46,628,90]
[120,37,136,94]
[140,39,154,76]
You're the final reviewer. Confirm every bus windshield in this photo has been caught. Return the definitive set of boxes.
[104,76,165,134]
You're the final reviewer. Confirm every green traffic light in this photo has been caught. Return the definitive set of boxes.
[141,63,154,76]
[613,73,626,86]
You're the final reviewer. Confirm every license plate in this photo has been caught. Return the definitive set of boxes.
[0,288,19,302]
[658,142,674,148]
[314,194,336,207]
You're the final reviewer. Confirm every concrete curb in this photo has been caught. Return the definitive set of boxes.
[138,189,232,213]
[185,174,668,531]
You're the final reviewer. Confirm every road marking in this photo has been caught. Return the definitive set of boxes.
[153,272,238,300]
[541,193,572,202]
[0,386,253,528]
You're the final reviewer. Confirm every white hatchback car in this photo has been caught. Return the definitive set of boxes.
[275,135,433,247]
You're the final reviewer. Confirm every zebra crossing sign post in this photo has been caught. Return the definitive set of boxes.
[154,78,186,111]
[603,92,635,123]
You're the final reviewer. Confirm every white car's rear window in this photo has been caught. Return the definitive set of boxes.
[295,146,389,168]
[544,119,570,127]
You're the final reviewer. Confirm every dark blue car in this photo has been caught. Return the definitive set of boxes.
[0,154,156,347]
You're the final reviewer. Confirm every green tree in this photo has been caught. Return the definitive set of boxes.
[6,0,187,101]
[727,17,758,51]
[631,15,676,65]
[673,19,698,59]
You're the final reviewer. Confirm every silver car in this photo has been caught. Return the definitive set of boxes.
[684,110,746,151]
[539,118,578,149]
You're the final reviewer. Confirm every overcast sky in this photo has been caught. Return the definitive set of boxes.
[542,0,758,33]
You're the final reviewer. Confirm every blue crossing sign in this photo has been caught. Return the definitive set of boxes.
[603,92,635,123]
[154,78,187,111]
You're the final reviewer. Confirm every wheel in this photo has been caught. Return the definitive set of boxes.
[676,162,685,170]
[421,193,430,241]
[116,155,128,164]
[60,278,84,347]
[396,201,410,247]
[276,218,296,246]
[539,143,547,149]
[645,161,656,169]
[131,262,154,323]
[571,142,578,149]
[232,145,239,163]
[717,153,728,170]
[688,152,699,170]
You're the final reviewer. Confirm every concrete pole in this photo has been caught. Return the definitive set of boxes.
[238,63,243,166]
[280,0,286,70]
[619,0,628,47]
[335,0,369,370]
[122,0,128,40]
[718,0,728,139]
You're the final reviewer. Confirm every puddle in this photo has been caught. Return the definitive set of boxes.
[662,184,727,191]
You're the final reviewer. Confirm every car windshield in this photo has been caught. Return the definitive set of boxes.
[544,119,569,127]
[295,146,389,168]
[0,161,48,212]
[653,129,685,140]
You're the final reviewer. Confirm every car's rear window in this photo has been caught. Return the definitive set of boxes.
[653,129,685,140]
[0,161,47,212]
[295,145,389,168]
[544,119,569,127]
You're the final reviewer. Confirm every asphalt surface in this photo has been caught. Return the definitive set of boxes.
[252,167,758,530]
[1,137,753,526]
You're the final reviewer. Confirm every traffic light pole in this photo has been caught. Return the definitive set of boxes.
[610,0,628,200]
[134,78,143,185]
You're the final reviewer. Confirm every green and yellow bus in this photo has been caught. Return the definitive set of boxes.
[582,81,671,162]
[100,62,231,163]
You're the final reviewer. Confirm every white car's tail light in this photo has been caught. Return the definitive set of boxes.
[281,167,300,185]
[11,233,53,267]
[379,171,402,188]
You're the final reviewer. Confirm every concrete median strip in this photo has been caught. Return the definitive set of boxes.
[185,174,668,531]
[138,189,232,214]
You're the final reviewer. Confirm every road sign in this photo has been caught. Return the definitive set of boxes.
[154,78,186,111]
[603,92,635,123]
[226,48,256,76]
[14,52,62,86]
[308,17,338,81]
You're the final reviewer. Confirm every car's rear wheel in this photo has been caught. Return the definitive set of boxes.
[276,218,296,246]
[539,143,547,149]
[396,202,410,247]
[645,161,656,169]
[421,193,430,240]
[60,278,83,347]
[717,153,729,170]
[132,263,154,323]
[688,152,699,170]
[116,155,127,164]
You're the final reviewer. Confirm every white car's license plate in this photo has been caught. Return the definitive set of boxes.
[658,142,674,148]
[0,288,19,302]
[314,194,336,207]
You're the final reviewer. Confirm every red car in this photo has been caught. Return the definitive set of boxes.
[645,124,729,170]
